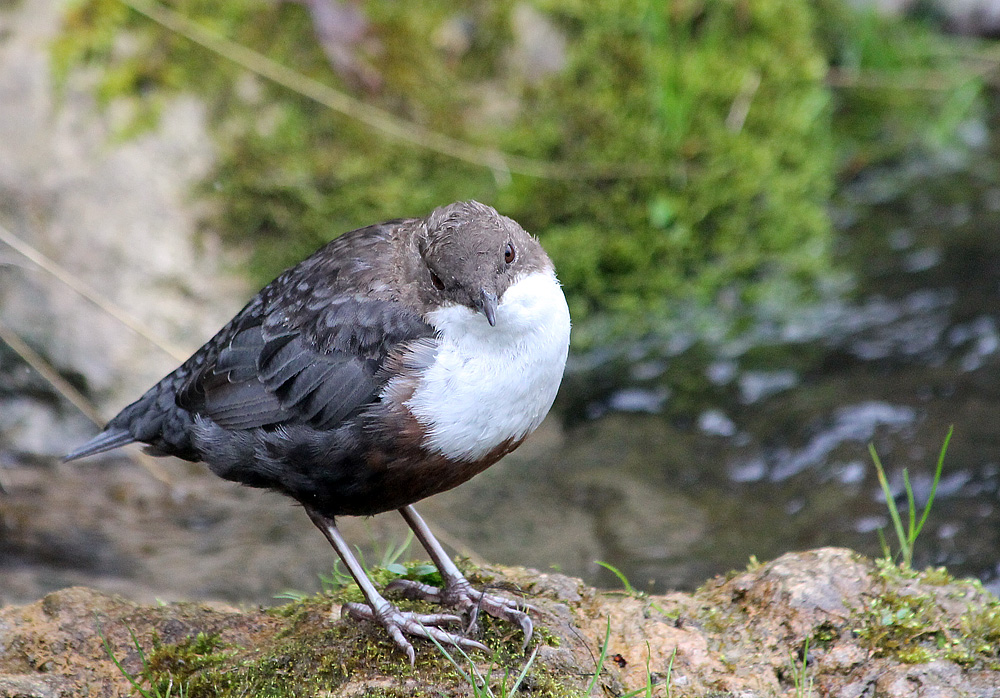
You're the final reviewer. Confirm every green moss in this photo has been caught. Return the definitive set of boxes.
[140,601,412,696]
[852,560,1000,669]
[141,631,235,696]
[854,590,938,658]
[52,0,978,344]
[809,621,839,649]
[919,566,956,586]
[130,560,579,697]
[812,0,982,167]
[494,0,836,334]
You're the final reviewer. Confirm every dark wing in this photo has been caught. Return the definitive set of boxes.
[177,295,433,431]
[65,216,431,462]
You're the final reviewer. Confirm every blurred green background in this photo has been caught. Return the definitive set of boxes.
[54,0,981,345]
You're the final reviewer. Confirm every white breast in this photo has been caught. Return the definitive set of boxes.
[398,269,571,462]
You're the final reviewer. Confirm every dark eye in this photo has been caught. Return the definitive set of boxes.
[430,270,445,291]
[504,242,515,264]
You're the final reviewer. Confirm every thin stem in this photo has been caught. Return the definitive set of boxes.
[870,443,908,562]
[912,425,953,542]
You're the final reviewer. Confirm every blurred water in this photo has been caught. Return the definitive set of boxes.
[442,117,1000,597]
[4,111,1000,606]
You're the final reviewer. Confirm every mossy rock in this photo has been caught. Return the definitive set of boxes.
[2,551,999,696]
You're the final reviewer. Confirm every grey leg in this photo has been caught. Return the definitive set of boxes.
[388,505,534,648]
[304,506,488,664]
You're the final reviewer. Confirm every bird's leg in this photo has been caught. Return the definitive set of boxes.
[304,506,488,664]
[387,505,534,648]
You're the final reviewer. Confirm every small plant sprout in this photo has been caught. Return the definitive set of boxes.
[595,560,639,596]
[274,530,418,601]
[585,617,614,695]
[869,425,952,569]
[97,618,187,698]
[792,636,814,698]
[353,528,415,575]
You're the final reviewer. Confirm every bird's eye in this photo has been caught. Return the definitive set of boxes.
[430,270,445,291]
[504,242,515,264]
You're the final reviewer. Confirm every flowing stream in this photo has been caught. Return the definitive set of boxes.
[3,109,1000,606]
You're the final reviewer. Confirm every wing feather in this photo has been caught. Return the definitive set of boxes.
[177,297,433,431]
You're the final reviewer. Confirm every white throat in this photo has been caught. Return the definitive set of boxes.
[402,269,571,461]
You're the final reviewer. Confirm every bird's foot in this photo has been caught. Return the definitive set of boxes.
[342,601,488,665]
[385,578,534,648]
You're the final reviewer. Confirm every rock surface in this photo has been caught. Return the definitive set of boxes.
[0,0,249,460]
[0,548,997,697]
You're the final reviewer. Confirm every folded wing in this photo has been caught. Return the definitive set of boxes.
[177,297,433,431]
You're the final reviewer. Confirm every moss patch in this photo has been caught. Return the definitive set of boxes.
[853,559,1000,668]
[128,564,579,697]
[51,1,978,345]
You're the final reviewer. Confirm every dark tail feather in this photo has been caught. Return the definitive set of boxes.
[63,428,136,462]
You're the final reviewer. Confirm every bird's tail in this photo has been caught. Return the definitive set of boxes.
[63,428,136,462]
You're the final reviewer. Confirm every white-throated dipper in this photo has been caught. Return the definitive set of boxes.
[65,201,571,662]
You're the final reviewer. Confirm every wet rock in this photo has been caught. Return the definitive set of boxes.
[873,661,977,698]
[727,547,871,631]
[0,0,248,422]
[0,550,996,697]
[0,675,65,698]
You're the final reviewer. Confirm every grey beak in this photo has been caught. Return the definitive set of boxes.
[476,289,498,327]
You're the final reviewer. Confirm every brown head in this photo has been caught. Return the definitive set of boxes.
[413,201,551,326]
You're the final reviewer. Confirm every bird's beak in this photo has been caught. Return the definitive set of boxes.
[476,289,498,327]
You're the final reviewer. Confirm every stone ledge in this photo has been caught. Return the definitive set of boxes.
[1,548,998,697]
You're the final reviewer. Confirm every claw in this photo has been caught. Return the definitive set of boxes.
[305,508,494,663]
[309,506,536,662]
[386,578,534,648]
[514,610,533,651]
[466,600,480,634]
[342,601,485,665]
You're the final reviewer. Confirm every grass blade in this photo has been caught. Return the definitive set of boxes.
[903,468,916,567]
[912,425,952,542]
[665,647,676,698]
[586,617,613,695]
[869,443,908,562]
[379,529,414,568]
[96,618,154,698]
[595,560,637,595]
[424,628,480,692]
[507,646,540,695]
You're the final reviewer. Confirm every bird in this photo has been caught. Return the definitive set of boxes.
[65,200,572,663]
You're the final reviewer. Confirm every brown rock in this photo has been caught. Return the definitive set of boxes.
[1,550,998,697]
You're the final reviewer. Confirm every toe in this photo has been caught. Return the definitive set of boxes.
[372,577,535,649]
[339,600,491,662]
[514,611,533,649]
[408,611,463,626]
[343,602,374,620]
[386,579,443,603]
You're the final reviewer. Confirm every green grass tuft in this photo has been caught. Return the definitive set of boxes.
[869,425,953,569]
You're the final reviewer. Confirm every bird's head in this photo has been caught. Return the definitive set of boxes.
[417,201,550,328]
